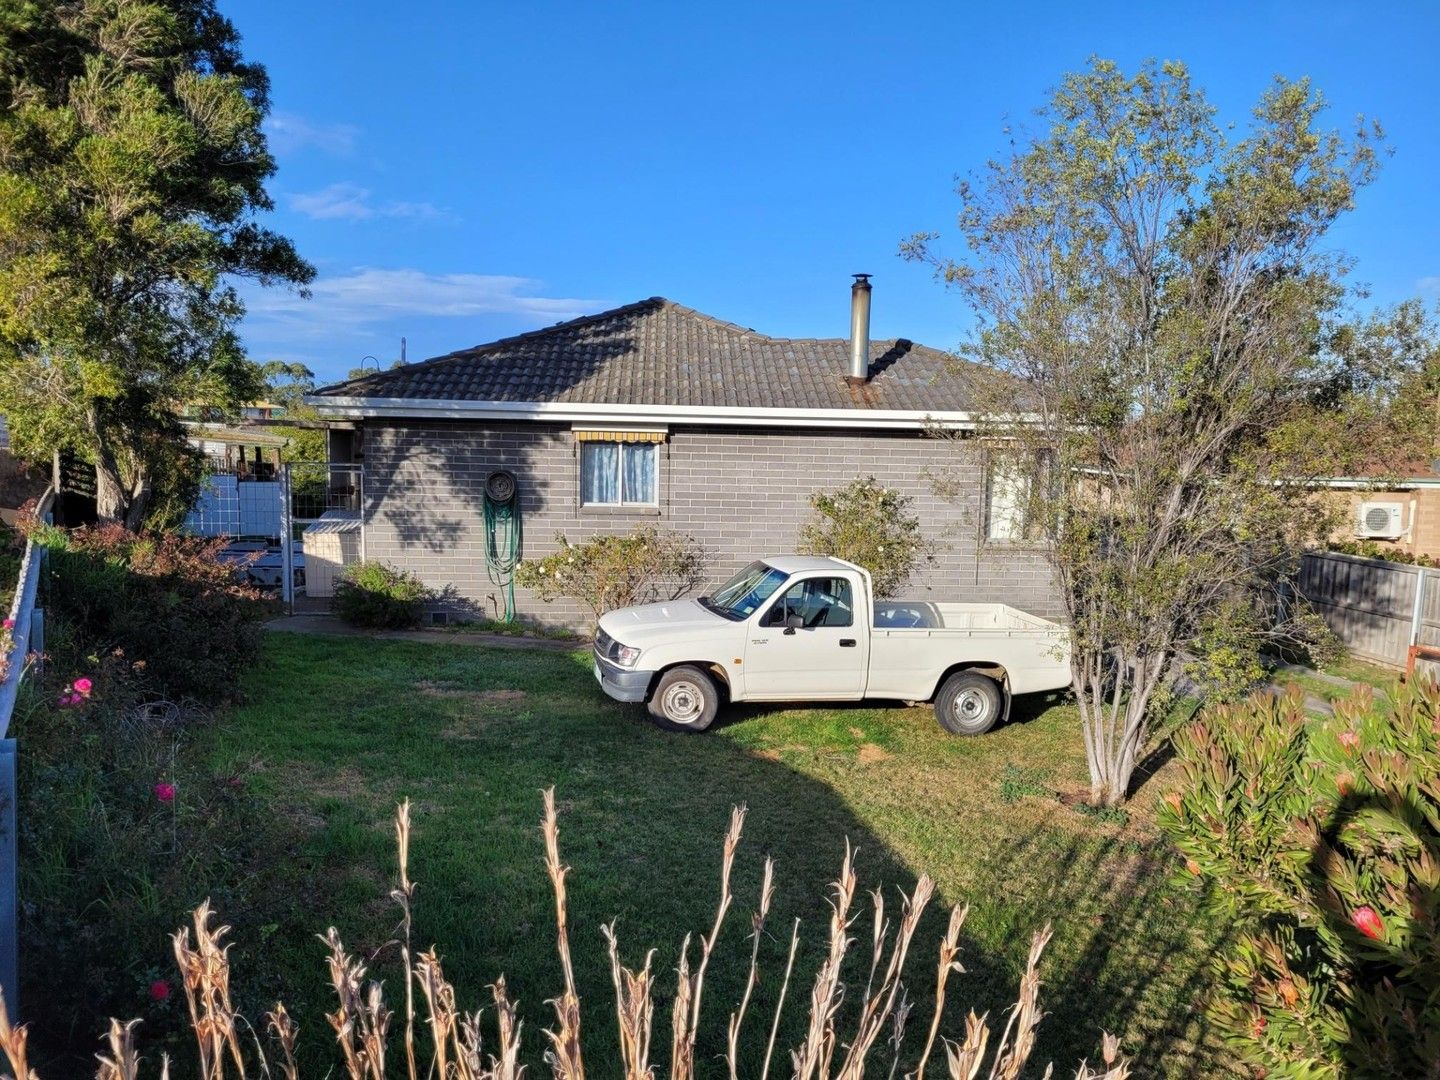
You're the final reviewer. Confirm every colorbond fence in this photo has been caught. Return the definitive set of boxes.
[0,487,53,1012]
[1297,550,1440,679]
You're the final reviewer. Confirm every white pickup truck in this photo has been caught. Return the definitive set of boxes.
[593,556,1070,734]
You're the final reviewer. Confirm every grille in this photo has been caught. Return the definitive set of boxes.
[595,628,614,659]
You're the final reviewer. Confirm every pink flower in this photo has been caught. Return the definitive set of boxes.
[148,979,171,1002]
[73,677,93,696]
[1337,730,1359,752]
[2,618,13,630]
[1351,905,1384,940]
[154,782,176,804]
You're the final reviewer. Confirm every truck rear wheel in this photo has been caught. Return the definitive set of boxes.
[647,665,719,733]
[934,672,1003,736]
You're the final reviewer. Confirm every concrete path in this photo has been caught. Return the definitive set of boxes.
[265,613,585,652]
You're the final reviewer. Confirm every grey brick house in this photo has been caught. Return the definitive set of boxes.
[308,278,1058,629]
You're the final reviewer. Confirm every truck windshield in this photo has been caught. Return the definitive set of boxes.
[703,561,789,621]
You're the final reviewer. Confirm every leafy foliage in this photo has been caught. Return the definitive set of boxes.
[0,0,313,527]
[515,527,711,627]
[334,559,432,629]
[1324,539,1440,569]
[903,58,1421,804]
[796,476,935,598]
[1159,680,1440,1076]
[27,519,270,704]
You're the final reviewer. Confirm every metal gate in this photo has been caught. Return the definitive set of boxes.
[280,463,365,612]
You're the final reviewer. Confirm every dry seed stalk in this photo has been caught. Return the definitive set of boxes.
[602,922,656,1080]
[792,840,859,1080]
[540,787,585,1080]
[761,919,801,1080]
[988,923,1053,1080]
[264,1004,299,1080]
[914,904,969,1080]
[725,855,775,1080]
[942,1012,991,1080]
[94,1019,142,1080]
[836,875,936,1079]
[322,927,391,1080]
[392,800,418,1080]
[489,977,526,1080]
[0,990,37,1080]
[172,902,247,1080]
[415,949,464,1080]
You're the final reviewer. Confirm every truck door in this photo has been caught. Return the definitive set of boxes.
[742,574,869,699]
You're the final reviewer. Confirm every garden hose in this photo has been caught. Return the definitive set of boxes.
[483,471,522,622]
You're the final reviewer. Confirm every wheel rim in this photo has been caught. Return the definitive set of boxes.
[953,688,991,727]
[662,680,705,724]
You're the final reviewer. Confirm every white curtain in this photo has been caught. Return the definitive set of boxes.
[581,442,619,504]
[622,442,657,504]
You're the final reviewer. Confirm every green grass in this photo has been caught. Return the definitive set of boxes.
[1275,654,1403,707]
[204,633,1228,1076]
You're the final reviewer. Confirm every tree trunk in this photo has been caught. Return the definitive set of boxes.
[1077,651,1169,806]
[94,455,150,531]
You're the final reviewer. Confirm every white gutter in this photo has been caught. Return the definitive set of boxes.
[303,396,1040,431]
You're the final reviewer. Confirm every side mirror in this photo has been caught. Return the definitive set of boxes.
[784,612,804,634]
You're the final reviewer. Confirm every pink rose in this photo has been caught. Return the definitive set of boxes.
[149,979,171,1002]
[154,783,176,804]
[73,677,93,696]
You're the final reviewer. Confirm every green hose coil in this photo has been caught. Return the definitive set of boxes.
[482,471,522,622]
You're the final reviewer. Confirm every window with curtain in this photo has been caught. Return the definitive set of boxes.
[580,440,658,506]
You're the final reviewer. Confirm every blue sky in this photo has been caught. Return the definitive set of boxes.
[232,0,1440,384]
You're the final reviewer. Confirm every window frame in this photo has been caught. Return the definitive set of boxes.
[578,439,661,509]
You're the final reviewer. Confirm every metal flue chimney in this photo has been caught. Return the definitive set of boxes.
[847,273,872,383]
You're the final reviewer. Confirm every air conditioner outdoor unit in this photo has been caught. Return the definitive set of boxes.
[1355,501,1405,539]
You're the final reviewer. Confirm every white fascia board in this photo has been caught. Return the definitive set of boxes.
[302,396,956,428]
[302,396,1029,431]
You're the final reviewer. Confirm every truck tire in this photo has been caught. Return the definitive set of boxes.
[647,665,720,733]
[934,672,1003,736]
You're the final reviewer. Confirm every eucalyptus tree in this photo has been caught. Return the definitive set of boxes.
[0,0,313,527]
[905,59,1420,805]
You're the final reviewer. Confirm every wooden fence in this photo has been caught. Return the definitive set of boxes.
[1297,551,1440,679]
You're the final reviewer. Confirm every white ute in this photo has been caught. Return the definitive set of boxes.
[593,556,1071,734]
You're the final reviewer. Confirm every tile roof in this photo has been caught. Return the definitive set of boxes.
[313,297,980,412]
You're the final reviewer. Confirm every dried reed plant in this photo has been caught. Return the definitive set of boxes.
[0,791,1133,1080]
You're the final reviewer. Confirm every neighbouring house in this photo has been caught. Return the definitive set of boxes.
[1314,470,1440,562]
[308,277,1059,629]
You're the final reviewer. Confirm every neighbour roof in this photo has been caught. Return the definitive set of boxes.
[312,297,981,413]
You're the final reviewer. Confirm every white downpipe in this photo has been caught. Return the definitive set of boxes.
[1411,567,1428,648]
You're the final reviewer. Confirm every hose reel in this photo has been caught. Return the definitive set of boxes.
[482,469,522,622]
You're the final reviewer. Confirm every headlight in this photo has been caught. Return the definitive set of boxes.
[614,643,642,668]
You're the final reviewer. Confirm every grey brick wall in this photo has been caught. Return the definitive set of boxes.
[358,420,1060,629]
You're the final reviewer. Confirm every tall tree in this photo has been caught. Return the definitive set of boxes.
[0,0,313,528]
[904,59,1420,805]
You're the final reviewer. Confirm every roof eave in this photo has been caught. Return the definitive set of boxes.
[302,396,1036,431]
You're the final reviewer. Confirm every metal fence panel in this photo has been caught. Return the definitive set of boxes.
[1298,551,1437,678]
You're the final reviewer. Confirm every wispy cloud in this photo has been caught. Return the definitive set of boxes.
[264,111,360,157]
[1419,276,1440,296]
[244,268,604,342]
[288,182,446,221]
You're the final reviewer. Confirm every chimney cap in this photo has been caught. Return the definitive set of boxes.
[852,273,872,285]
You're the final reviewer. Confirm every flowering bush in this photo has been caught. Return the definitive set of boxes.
[1159,679,1440,1076]
[797,476,936,598]
[333,559,432,628]
[515,527,711,627]
[24,520,270,704]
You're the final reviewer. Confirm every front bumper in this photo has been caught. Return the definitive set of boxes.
[593,651,654,703]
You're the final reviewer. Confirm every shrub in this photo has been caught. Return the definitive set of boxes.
[797,476,936,598]
[515,526,711,626]
[1323,539,1440,569]
[26,521,270,705]
[1158,679,1440,1077]
[334,559,432,628]
[0,793,1132,1080]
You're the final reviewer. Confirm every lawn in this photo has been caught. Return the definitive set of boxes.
[204,633,1228,1077]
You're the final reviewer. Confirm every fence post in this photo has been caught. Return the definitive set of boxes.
[0,738,15,1014]
[1412,567,1428,647]
[279,465,294,613]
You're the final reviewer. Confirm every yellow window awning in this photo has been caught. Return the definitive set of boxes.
[573,429,668,443]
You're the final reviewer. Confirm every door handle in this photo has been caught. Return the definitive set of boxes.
[839,639,857,648]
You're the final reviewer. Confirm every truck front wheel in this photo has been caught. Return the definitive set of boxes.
[647,665,720,733]
[934,672,1003,736]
